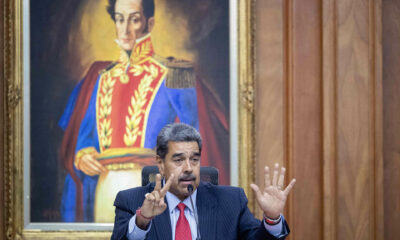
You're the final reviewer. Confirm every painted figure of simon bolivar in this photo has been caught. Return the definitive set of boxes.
[58,0,204,222]
[59,0,229,223]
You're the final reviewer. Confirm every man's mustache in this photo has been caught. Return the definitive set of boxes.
[178,174,196,181]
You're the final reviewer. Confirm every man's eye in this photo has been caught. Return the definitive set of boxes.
[173,159,183,162]
[130,18,140,23]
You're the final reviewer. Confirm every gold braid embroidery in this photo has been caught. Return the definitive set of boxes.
[130,40,152,64]
[98,71,116,149]
[124,63,159,146]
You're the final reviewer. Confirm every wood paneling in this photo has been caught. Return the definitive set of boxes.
[255,0,384,239]
[322,0,338,239]
[382,0,400,239]
[290,0,323,239]
[256,0,323,238]
[335,0,383,239]
[254,0,285,217]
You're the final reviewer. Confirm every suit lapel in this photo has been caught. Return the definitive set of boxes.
[197,182,217,240]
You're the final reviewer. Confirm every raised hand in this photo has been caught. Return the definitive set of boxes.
[136,173,174,228]
[250,163,296,219]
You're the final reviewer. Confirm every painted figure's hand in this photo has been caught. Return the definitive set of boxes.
[136,174,174,229]
[78,153,107,176]
[250,163,296,219]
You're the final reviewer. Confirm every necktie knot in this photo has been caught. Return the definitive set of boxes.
[177,203,186,212]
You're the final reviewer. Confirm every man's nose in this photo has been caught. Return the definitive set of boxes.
[183,159,193,172]
[122,20,130,34]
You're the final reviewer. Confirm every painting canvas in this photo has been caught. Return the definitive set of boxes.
[29,0,230,224]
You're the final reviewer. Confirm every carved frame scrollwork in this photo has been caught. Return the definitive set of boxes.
[2,0,255,238]
[4,0,24,239]
[238,0,256,213]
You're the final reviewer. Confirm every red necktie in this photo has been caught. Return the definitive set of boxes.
[175,203,192,240]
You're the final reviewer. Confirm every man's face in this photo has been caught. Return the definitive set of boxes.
[157,141,201,200]
[114,0,153,51]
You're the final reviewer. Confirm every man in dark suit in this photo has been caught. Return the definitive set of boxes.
[111,123,296,239]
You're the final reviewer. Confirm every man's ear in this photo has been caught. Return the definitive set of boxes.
[147,17,155,32]
[156,155,164,176]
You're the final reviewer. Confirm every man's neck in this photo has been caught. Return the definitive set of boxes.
[165,189,198,213]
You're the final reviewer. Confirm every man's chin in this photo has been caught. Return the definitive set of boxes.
[119,42,134,51]
[122,46,134,52]
[115,39,134,51]
[179,180,200,190]
[171,189,190,200]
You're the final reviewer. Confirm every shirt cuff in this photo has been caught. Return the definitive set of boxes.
[263,214,283,237]
[127,215,152,240]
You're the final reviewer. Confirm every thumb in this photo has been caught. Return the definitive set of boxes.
[250,183,263,200]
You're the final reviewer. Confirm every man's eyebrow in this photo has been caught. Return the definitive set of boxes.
[171,153,184,158]
[171,152,201,158]
[114,12,141,17]
[128,12,141,17]
[191,152,201,157]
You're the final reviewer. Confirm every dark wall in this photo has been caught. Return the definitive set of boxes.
[30,0,83,222]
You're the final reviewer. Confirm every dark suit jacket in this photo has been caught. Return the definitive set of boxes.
[111,182,290,240]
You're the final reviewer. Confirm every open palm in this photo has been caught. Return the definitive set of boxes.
[250,164,296,219]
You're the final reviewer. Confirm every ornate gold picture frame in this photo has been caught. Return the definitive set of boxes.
[2,0,255,238]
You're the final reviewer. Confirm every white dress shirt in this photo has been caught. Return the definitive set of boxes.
[127,189,283,240]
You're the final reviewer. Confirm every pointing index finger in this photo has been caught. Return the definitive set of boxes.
[160,174,174,197]
[154,174,162,191]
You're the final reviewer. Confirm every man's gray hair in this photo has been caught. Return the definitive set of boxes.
[156,123,202,159]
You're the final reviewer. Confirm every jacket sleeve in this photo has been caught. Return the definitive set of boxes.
[111,186,152,240]
[111,191,136,240]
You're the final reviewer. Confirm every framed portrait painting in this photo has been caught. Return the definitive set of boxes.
[2,0,255,238]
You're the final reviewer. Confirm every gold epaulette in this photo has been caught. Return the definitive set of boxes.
[152,54,196,89]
